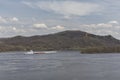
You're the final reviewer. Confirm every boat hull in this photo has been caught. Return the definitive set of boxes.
[33,52,45,54]
[25,51,57,54]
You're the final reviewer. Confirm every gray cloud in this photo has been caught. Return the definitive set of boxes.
[0,0,120,39]
[23,1,101,17]
[78,21,120,39]
[0,16,19,23]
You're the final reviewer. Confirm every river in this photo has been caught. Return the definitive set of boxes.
[0,51,120,80]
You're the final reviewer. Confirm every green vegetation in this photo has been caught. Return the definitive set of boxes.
[80,46,120,53]
[0,30,120,53]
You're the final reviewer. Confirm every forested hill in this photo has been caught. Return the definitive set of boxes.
[0,30,120,51]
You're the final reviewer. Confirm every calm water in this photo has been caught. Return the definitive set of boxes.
[0,51,120,80]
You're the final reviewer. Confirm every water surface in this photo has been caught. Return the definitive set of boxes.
[0,51,120,80]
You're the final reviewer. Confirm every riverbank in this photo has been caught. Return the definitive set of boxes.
[80,46,120,53]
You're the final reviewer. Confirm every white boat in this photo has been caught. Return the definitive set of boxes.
[25,50,34,54]
[25,50,57,54]
[43,51,57,53]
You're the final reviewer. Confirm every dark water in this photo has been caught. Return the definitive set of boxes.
[0,51,120,80]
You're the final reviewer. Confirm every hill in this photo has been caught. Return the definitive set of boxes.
[0,30,120,52]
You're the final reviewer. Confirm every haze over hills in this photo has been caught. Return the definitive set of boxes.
[0,30,120,52]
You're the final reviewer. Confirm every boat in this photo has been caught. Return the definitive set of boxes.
[25,50,34,54]
[33,51,46,54]
[42,51,57,53]
[25,50,57,54]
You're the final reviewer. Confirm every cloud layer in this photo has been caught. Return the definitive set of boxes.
[23,1,101,17]
[51,25,65,30]
[0,15,120,40]
[0,16,66,37]
[79,21,120,39]
[33,23,48,29]
[0,16,19,23]
[0,0,120,39]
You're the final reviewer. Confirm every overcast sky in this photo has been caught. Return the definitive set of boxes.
[0,0,120,39]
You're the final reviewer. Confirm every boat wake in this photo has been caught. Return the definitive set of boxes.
[25,50,57,54]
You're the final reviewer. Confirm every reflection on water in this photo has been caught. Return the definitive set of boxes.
[0,51,120,80]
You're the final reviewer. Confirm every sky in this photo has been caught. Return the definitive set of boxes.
[0,0,120,39]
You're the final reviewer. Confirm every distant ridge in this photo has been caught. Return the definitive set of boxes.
[0,30,120,51]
